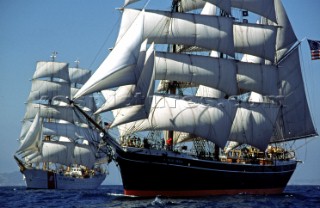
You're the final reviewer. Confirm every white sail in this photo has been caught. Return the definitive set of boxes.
[275,47,316,141]
[123,0,140,7]
[113,95,281,149]
[273,0,298,61]
[110,46,155,125]
[69,67,92,85]
[231,0,277,23]
[29,141,96,168]
[248,91,264,103]
[237,61,278,95]
[201,2,217,15]
[73,143,97,167]
[110,49,155,126]
[32,61,70,82]
[181,0,206,12]
[111,105,148,128]
[206,0,231,14]
[73,10,145,99]
[19,120,33,140]
[180,0,231,14]
[27,80,70,102]
[233,23,277,62]
[120,9,278,61]
[96,42,155,113]
[229,103,280,150]
[24,103,75,124]
[72,88,97,113]
[43,122,99,142]
[124,0,278,23]
[241,54,264,64]
[196,85,226,99]
[155,52,278,96]
[77,8,280,100]
[97,86,135,114]
[16,113,43,155]
[181,0,277,23]
[116,9,235,57]
[112,96,238,148]
[155,52,237,96]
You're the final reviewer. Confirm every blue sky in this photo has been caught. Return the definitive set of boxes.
[0,0,320,185]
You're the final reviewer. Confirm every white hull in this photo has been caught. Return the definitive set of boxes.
[23,168,106,189]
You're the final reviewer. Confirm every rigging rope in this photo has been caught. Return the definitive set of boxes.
[89,14,121,70]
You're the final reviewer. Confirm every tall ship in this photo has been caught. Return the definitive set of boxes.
[72,0,317,196]
[14,54,109,189]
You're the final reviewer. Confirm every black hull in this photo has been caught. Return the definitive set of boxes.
[115,148,297,197]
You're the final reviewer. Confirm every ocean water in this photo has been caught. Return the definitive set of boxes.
[0,185,319,208]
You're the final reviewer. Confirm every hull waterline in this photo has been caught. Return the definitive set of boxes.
[22,168,106,190]
[115,148,297,197]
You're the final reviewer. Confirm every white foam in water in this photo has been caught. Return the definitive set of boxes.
[151,196,164,206]
[107,193,138,198]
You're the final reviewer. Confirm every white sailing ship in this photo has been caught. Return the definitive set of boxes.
[14,55,109,189]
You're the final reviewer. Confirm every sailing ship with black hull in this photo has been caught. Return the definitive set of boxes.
[14,54,109,189]
[73,0,317,196]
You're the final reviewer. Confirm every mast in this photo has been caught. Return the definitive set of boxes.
[50,51,58,62]
[166,0,180,145]
[45,51,58,170]
[213,6,232,160]
[74,58,80,68]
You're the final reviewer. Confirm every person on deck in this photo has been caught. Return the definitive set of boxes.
[166,137,173,151]
[143,138,150,149]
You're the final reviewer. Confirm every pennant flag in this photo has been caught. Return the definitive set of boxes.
[307,39,320,60]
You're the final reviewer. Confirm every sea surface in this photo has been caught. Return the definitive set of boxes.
[0,185,319,208]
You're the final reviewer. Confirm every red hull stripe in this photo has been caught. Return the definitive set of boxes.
[124,188,284,197]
